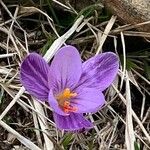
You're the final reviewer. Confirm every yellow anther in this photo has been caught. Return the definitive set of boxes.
[56,88,77,102]
[63,88,77,99]
[56,88,77,113]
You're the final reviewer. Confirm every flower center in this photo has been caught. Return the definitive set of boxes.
[56,88,77,113]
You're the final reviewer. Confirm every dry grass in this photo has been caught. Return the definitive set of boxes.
[0,0,150,149]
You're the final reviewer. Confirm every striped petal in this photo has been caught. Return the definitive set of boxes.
[20,53,49,100]
[78,52,119,91]
[48,45,82,94]
[53,112,93,131]
[71,88,105,113]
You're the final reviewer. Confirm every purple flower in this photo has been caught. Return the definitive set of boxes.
[20,45,119,131]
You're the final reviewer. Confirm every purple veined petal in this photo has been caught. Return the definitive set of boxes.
[20,53,49,100]
[48,90,68,116]
[78,52,119,91]
[48,45,82,93]
[53,112,93,131]
[71,88,105,113]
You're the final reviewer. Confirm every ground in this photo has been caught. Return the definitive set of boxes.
[0,0,150,150]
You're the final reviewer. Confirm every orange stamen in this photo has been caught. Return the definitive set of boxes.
[56,88,77,113]
[63,101,77,113]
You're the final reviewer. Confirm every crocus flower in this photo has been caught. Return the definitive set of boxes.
[20,45,119,131]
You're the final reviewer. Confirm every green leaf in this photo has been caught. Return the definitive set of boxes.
[77,3,103,19]
[127,58,141,70]
[0,87,4,105]
[40,37,55,55]
[143,60,150,80]
[46,0,60,25]
[134,141,140,150]
[88,140,94,150]
[61,133,74,150]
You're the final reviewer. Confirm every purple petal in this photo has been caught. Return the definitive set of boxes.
[48,90,68,116]
[71,88,105,113]
[78,52,119,91]
[48,45,82,93]
[20,53,49,100]
[53,112,93,131]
